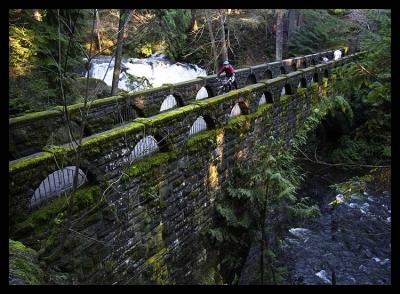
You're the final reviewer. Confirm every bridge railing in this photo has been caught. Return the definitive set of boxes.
[9,49,342,160]
[9,52,364,232]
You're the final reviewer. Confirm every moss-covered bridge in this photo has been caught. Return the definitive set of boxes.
[9,50,363,284]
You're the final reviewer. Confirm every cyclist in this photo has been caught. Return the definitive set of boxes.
[217,60,238,90]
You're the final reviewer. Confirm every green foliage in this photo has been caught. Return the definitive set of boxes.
[288,198,321,218]
[288,9,359,55]
[156,9,192,61]
[329,10,391,164]
[9,240,45,285]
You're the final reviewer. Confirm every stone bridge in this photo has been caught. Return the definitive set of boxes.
[10,49,345,160]
[9,50,363,284]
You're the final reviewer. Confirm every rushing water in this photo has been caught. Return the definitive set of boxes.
[87,53,207,92]
[239,164,391,285]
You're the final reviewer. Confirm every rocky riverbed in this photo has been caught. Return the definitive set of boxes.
[239,165,391,285]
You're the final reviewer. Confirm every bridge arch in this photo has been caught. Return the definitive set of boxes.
[302,60,307,68]
[189,116,208,136]
[280,66,286,75]
[129,135,160,161]
[262,70,273,80]
[258,92,273,105]
[31,166,87,208]
[281,83,293,96]
[160,95,177,112]
[312,72,320,83]
[195,86,210,100]
[298,77,308,88]
[229,100,250,117]
[246,74,257,85]
[291,62,297,72]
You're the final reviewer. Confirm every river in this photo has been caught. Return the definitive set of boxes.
[239,163,391,285]
[86,53,207,92]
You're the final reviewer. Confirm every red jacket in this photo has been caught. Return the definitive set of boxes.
[218,64,235,78]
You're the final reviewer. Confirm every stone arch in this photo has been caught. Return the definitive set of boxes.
[246,74,257,85]
[291,63,297,72]
[302,60,307,68]
[195,86,209,100]
[258,92,273,105]
[31,166,87,208]
[229,100,250,117]
[263,70,273,79]
[129,135,159,161]
[160,94,178,112]
[280,66,286,74]
[172,93,185,107]
[312,72,320,83]
[324,69,330,79]
[189,116,208,136]
[298,77,308,88]
[281,83,292,96]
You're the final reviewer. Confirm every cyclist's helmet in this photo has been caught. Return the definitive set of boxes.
[223,60,229,65]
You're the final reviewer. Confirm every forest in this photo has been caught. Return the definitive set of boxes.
[9,9,391,285]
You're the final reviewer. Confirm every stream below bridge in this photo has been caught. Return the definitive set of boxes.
[238,163,391,285]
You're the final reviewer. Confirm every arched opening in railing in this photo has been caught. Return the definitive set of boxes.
[245,74,257,85]
[195,86,209,100]
[298,78,308,89]
[291,63,297,72]
[31,166,87,208]
[229,100,250,117]
[280,66,286,75]
[189,116,208,136]
[129,135,159,161]
[160,94,177,112]
[311,59,317,66]
[258,92,273,105]
[312,73,320,83]
[324,69,329,79]
[263,70,273,79]
[302,60,307,68]
[281,83,292,96]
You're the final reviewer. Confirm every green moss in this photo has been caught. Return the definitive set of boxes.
[9,239,37,256]
[186,130,217,153]
[80,122,144,156]
[74,185,103,209]
[225,115,252,133]
[145,247,169,284]
[122,150,179,180]
[9,109,62,126]
[9,152,54,174]
[193,90,239,108]
[9,239,44,285]
[136,104,202,127]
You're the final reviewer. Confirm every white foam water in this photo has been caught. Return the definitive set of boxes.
[87,53,207,92]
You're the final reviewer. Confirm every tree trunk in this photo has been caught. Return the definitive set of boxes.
[111,9,127,95]
[265,15,269,60]
[205,10,218,73]
[95,9,102,51]
[275,10,284,60]
[288,9,298,40]
[219,9,228,62]
[260,207,266,284]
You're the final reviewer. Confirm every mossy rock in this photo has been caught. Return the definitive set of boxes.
[9,239,45,285]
